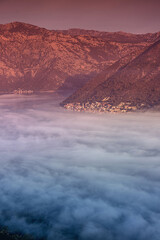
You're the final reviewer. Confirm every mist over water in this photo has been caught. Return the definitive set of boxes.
[0,93,160,240]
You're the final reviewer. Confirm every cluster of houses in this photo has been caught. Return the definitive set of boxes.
[64,101,145,113]
[13,89,34,94]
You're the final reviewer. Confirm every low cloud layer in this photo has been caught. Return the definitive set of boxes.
[0,94,160,240]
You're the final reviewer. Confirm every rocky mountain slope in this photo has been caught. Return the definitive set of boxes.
[0,22,159,93]
[59,28,160,43]
[62,39,160,112]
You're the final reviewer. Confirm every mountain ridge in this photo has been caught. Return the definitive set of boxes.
[0,22,160,107]
[62,39,160,112]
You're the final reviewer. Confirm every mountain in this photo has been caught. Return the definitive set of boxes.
[62,39,160,112]
[0,22,159,93]
[59,28,160,43]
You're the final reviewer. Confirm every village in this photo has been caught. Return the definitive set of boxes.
[13,88,34,94]
[64,100,146,113]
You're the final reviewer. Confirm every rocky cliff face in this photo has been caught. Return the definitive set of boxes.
[0,22,158,93]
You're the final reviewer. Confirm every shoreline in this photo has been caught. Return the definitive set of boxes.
[63,101,153,113]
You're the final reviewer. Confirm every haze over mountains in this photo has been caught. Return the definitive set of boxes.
[0,22,160,111]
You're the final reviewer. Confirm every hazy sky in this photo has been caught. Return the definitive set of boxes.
[0,0,160,33]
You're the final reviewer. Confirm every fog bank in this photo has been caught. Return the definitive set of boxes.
[0,94,160,240]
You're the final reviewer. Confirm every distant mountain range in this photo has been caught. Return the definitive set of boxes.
[58,28,160,44]
[0,22,160,111]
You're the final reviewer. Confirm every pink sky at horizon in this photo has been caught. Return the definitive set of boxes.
[0,0,160,33]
